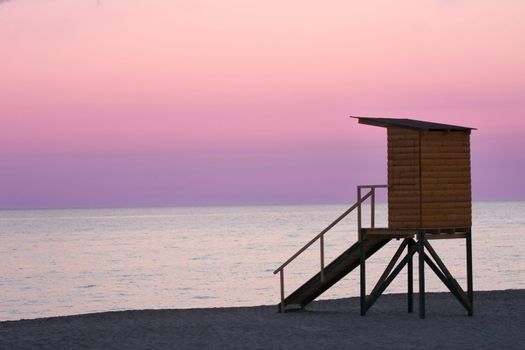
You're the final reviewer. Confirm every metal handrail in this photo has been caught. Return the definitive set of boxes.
[273,190,373,275]
[274,184,387,312]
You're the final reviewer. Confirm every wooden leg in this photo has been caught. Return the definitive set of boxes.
[360,230,366,316]
[418,230,425,319]
[407,239,414,313]
[466,228,473,316]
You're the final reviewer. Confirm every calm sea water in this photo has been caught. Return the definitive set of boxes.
[1,202,524,321]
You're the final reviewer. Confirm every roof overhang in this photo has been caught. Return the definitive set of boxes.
[351,116,476,132]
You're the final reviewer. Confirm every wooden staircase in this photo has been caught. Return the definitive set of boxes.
[274,185,388,312]
[278,238,390,312]
[274,184,474,318]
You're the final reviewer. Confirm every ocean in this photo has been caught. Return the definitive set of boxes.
[1,201,524,321]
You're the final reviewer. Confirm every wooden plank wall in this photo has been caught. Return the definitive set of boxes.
[387,128,472,229]
[388,128,421,228]
[420,131,472,227]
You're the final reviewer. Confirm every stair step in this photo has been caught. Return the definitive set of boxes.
[277,238,391,311]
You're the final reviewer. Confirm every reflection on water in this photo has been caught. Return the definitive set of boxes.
[0,202,524,321]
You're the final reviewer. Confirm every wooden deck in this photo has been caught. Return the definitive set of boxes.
[362,227,469,240]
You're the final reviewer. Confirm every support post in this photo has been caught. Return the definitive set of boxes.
[371,188,375,228]
[357,188,366,315]
[359,228,366,316]
[280,270,285,313]
[418,229,425,319]
[466,227,473,316]
[407,239,414,313]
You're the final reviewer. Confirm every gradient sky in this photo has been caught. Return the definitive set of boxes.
[1,0,524,208]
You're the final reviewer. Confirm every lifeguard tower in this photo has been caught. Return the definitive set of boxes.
[273,117,475,318]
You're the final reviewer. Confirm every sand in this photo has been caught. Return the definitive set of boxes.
[1,289,524,349]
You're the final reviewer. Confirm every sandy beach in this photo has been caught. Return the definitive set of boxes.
[1,289,524,349]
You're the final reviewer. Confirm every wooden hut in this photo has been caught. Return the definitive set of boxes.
[355,117,474,229]
[274,117,475,319]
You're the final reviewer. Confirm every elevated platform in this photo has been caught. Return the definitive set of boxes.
[274,185,473,319]
[362,227,469,240]
[357,227,473,318]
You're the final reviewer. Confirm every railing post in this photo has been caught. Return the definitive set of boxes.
[273,190,374,275]
[320,234,325,283]
[371,188,375,228]
[280,270,285,313]
[273,184,387,312]
[357,187,362,235]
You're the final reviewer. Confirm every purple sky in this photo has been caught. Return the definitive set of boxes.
[1,1,524,209]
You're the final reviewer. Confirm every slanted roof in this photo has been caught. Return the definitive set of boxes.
[352,116,476,131]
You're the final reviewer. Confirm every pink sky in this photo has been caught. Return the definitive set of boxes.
[1,0,524,208]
